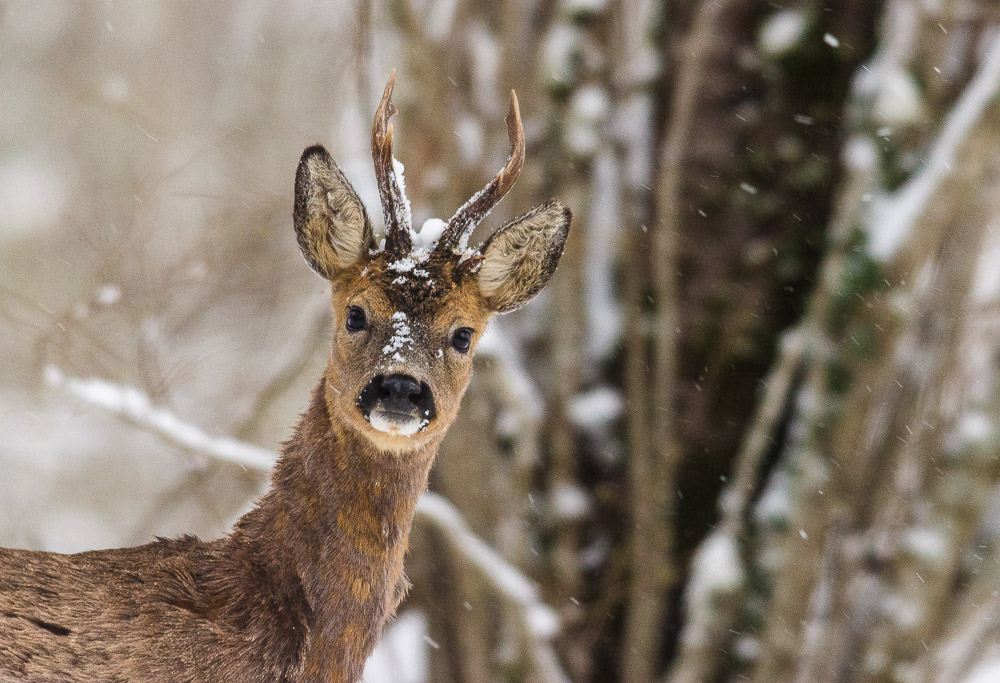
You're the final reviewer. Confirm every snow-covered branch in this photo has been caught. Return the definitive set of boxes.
[44,366,277,472]
[415,493,569,683]
[869,32,1000,260]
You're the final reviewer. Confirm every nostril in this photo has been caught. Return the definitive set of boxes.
[383,374,422,407]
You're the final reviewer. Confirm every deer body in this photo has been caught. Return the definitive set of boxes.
[0,382,436,682]
[0,72,570,682]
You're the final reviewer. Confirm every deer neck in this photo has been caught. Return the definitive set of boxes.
[232,378,440,681]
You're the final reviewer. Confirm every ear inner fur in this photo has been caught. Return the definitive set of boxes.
[293,145,374,279]
[477,200,572,313]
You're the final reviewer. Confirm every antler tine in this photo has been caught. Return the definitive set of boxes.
[438,90,526,253]
[371,69,412,255]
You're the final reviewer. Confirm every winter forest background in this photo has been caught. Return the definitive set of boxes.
[3,1,1000,681]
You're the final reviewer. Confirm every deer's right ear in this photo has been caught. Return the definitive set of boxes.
[294,145,374,280]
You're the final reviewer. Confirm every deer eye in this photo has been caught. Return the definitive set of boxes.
[452,327,473,353]
[346,306,367,332]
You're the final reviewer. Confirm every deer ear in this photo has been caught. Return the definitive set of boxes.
[477,200,571,313]
[293,145,374,280]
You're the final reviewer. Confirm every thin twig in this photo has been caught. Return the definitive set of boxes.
[230,292,331,440]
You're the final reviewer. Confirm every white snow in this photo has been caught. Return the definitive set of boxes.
[901,526,950,565]
[0,156,67,239]
[564,0,607,16]
[758,10,807,58]
[414,217,447,250]
[382,312,415,362]
[868,35,1000,261]
[101,74,129,103]
[823,33,840,48]
[567,85,610,156]
[467,22,501,115]
[685,529,744,609]
[753,470,792,527]
[549,482,591,522]
[387,257,416,273]
[873,68,925,127]
[585,152,624,360]
[43,366,276,471]
[344,157,385,239]
[542,23,580,85]
[882,592,923,630]
[947,412,993,455]
[733,635,760,662]
[391,157,414,237]
[567,386,623,430]
[843,136,878,173]
[445,188,489,257]
[971,225,1000,303]
[362,610,429,683]
[421,0,458,41]
[962,660,1000,683]
[453,117,484,166]
[97,284,122,306]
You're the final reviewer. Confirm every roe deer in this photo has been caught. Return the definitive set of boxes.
[0,71,570,682]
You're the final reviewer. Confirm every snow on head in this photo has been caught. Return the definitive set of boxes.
[386,220,445,278]
[388,257,416,274]
[383,312,414,363]
[415,218,447,250]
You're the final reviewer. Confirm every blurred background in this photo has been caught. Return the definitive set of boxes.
[3,1,1000,681]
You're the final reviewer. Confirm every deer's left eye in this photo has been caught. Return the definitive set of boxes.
[452,328,474,353]
[346,306,367,331]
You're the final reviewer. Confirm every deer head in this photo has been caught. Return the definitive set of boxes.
[293,71,571,453]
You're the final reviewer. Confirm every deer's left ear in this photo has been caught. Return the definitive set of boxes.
[477,200,571,313]
[293,145,374,280]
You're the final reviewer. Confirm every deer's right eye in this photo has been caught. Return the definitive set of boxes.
[346,306,367,332]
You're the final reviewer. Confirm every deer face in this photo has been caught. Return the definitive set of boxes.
[293,73,571,454]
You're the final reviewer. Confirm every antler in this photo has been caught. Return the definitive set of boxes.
[371,70,413,255]
[437,90,526,253]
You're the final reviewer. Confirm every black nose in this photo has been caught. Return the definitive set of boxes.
[381,374,422,411]
[357,374,437,421]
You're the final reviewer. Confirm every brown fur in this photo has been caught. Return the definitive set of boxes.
[0,387,432,682]
[0,86,570,682]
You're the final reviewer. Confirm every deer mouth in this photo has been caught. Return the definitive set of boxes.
[357,374,436,437]
[366,410,429,437]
